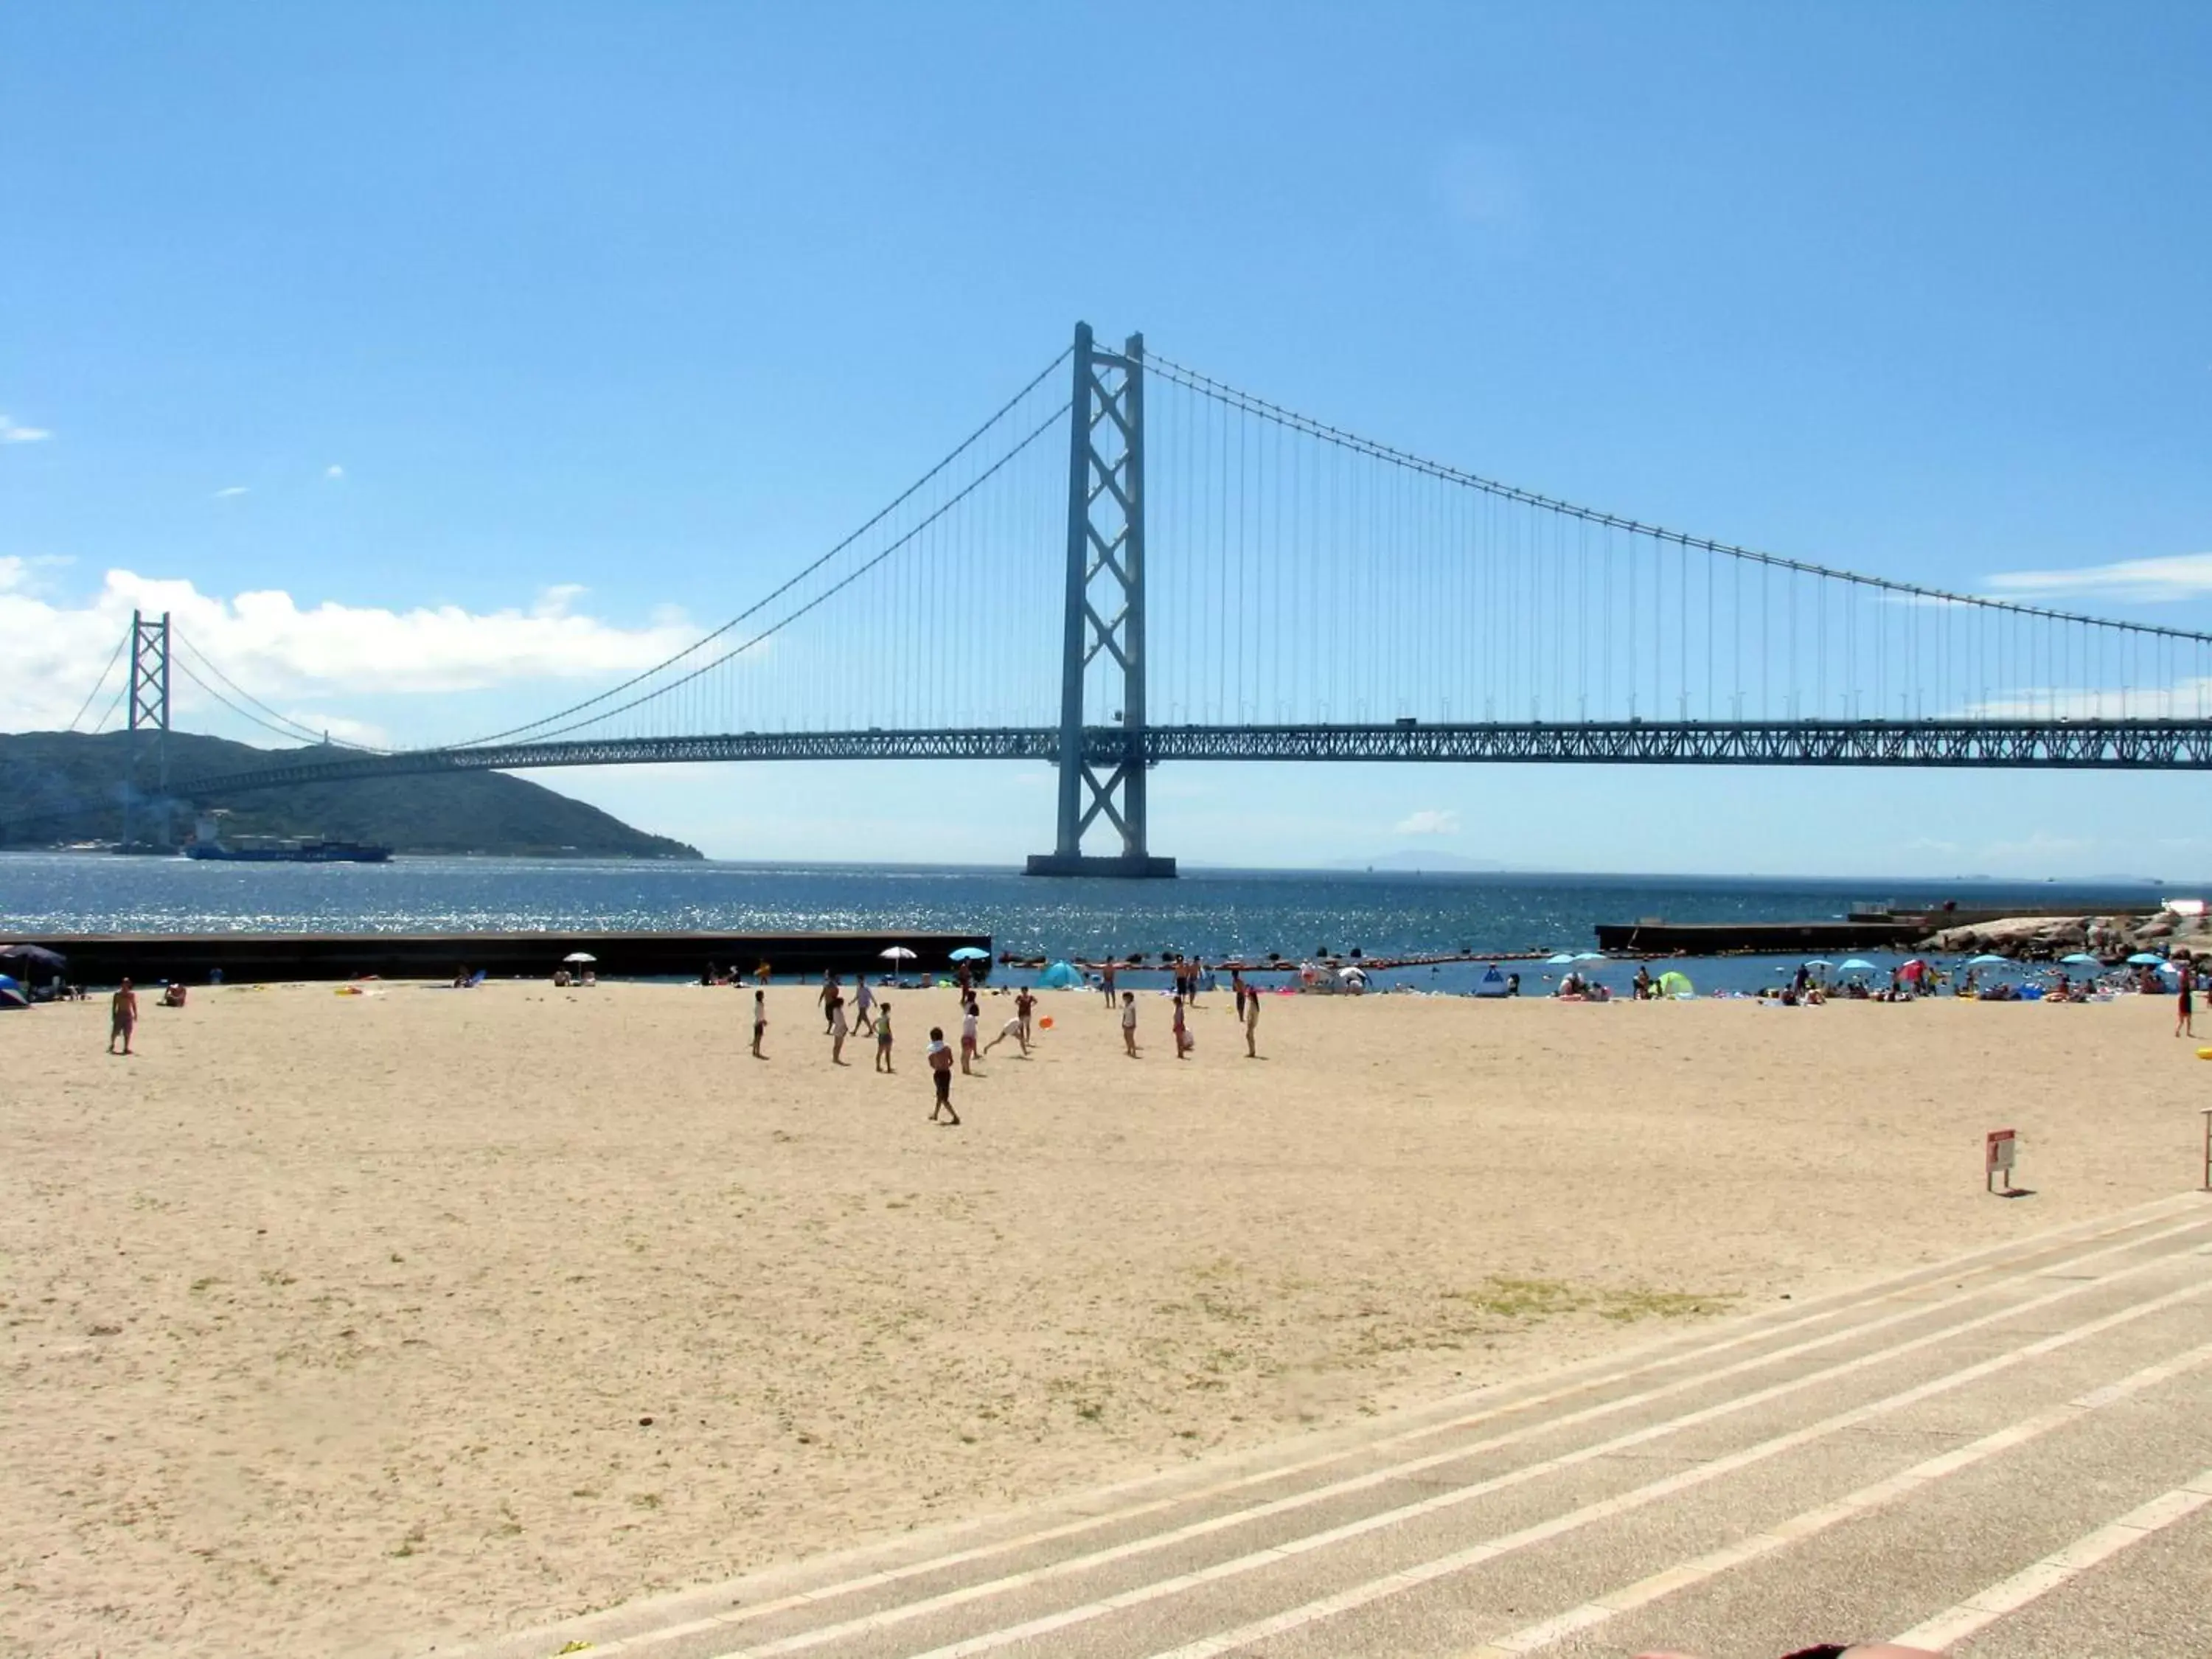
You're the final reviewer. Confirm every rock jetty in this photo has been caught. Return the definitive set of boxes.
[1919,911,2210,961]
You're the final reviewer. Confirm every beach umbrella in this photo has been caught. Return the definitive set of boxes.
[1837,959,1879,973]
[0,943,65,978]
[1965,953,2012,967]
[1802,959,1834,969]
[948,947,990,962]
[1571,952,1607,962]
[2126,952,2167,965]
[879,946,917,962]
[563,951,597,964]
[2059,953,2101,966]
[1543,953,1576,965]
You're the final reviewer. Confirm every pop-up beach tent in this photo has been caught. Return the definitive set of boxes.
[1035,960,1082,990]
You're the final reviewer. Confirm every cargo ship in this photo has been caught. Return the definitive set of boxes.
[182,815,391,864]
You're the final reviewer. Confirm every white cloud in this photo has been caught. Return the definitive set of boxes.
[0,414,52,444]
[324,464,345,481]
[1394,807,1460,836]
[0,566,698,733]
[1986,552,2212,604]
[1961,679,2212,720]
[212,485,249,499]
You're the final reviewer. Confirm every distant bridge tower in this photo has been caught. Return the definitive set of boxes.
[1026,323,1176,878]
[124,608,173,849]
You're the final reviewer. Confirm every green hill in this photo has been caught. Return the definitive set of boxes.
[0,731,701,859]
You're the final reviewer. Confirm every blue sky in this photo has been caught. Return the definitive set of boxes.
[4,3,2210,877]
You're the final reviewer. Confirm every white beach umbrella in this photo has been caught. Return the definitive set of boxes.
[563,952,597,964]
[879,947,917,961]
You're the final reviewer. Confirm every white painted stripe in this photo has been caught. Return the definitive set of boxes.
[1891,1467,2212,1651]
[900,1272,2212,1659]
[681,1220,2212,1659]
[453,1197,2208,1659]
[1464,1339,2212,1656]
[1131,1277,2212,1659]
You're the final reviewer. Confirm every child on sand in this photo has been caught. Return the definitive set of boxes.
[108,978,137,1055]
[874,1001,894,1071]
[982,1011,1029,1057]
[854,975,876,1036]
[1244,984,1260,1057]
[926,1026,959,1124]
[960,996,980,1074]
[1172,993,1192,1059]
[1015,987,1036,1044]
[1120,990,1138,1057]
[829,989,849,1065]
[751,989,767,1059]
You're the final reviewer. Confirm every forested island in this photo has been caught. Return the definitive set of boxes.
[0,731,702,859]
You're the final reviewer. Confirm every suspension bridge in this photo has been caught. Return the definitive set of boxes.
[36,322,2212,874]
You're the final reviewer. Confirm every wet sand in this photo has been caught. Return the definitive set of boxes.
[2,980,2201,1657]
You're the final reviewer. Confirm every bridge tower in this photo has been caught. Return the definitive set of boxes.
[1025,323,1177,878]
[123,608,173,850]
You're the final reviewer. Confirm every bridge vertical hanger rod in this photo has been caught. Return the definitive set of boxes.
[1026,321,1175,877]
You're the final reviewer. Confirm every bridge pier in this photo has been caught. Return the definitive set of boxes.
[1027,322,1177,879]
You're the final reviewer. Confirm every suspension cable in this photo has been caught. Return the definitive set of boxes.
[66,633,128,731]
[1145,349,2212,648]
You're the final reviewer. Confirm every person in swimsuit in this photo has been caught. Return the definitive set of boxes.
[1244,981,1260,1057]
[926,1026,959,1124]
[108,978,138,1055]
[874,1002,894,1071]
[829,990,849,1065]
[1015,987,1036,1045]
[2177,953,2194,1038]
[1171,994,1192,1059]
[959,997,980,1073]
[751,989,767,1059]
[1102,961,1117,1006]
[818,972,838,1033]
[1120,990,1139,1057]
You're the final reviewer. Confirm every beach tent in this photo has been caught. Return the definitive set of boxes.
[1474,965,1509,998]
[1656,970,1694,998]
[1034,960,1081,990]
[0,975,25,1011]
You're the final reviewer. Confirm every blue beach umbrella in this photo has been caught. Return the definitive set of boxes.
[2059,953,2101,966]
[948,947,990,962]
[2126,952,2166,965]
[1837,958,1879,974]
[1544,953,1577,965]
[1966,954,2013,967]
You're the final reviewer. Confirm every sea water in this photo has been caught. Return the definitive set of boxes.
[0,852,2163,997]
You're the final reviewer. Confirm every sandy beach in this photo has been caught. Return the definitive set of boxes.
[3,978,2204,1658]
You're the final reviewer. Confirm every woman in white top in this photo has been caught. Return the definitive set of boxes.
[1119,990,1139,1057]
[829,991,849,1065]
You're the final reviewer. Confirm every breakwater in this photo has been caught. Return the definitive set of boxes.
[6,931,992,986]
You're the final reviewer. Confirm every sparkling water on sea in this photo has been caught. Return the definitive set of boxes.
[0,852,2165,996]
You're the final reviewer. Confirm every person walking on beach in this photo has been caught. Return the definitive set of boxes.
[828,987,850,1065]
[1231,968,1248,1023]
[926,1026,959,1124]
[960,996,981,1073]
[1120,990,1139,1057]
[1101,960,1117,1006]
[108,978,138,1055]
[2177,955,2195,1038]
[1171,993,1192,1059]
[1244,982,1260,1057]
[853,974,877,1037]
[874,1001,894,1071]
[818,972,838,1033]
[1015,986,1036,1046]
[751,988,768,1059]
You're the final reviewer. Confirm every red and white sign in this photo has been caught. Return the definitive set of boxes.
[1986,1128,2018,1191]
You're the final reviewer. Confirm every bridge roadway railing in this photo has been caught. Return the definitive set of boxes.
[115,715,2212,807]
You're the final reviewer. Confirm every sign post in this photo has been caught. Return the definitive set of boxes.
[1985,1128,2018,1195]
